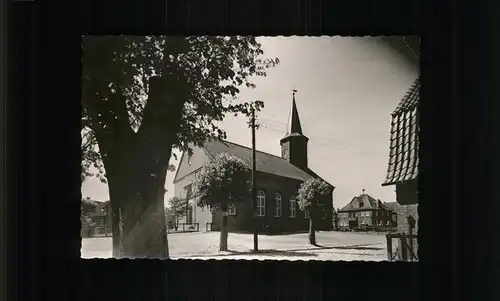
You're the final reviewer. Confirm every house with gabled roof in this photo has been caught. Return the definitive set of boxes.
[381,77,419,233]
[80,198,112,237]
[173,93,335,234]
[337,191,396,229]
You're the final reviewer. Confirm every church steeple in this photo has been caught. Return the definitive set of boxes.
[280,90,309,170]
[285,90,304,136]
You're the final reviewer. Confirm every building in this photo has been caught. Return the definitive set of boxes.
[337,191,396,230]
[173,93,335,234]
[381,77,420,234]
[81,198,112,237]
[383,201,418,234]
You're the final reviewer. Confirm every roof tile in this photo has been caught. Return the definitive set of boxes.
[383,77,420,186]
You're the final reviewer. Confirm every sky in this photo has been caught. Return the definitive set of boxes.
[81,36,419,210]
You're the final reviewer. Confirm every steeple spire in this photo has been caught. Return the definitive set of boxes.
[285,89,304,136]
[280,90,309,170]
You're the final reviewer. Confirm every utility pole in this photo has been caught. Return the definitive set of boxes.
[251,106,258,251]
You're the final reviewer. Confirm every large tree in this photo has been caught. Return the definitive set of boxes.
[192,153,250,251]
[81,36,278,258]
[296,178,332,246]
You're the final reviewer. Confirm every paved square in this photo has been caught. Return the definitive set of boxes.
[81,231,389,261]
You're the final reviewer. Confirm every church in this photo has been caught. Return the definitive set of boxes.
[173,93,335,234]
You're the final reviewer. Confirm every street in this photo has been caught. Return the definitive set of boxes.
[81,231,389,261]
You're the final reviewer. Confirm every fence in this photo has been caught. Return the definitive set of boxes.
[386,233,418,261]
[93,226,111,236]
[81,225,111,238]
[206,223,220,232]
[167,222,199,233]
[337,225,397,233]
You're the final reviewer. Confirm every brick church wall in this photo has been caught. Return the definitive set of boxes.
[211,171,334,234]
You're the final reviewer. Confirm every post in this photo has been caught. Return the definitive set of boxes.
[399,232,408,261]
[251,107,259,251]
[386,234,393,261]
[408,215,415,261]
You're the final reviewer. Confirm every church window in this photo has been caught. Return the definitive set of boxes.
[184,184,193,200]
[289,199,297,218]
[257,190,266,216]
[274,193,282,217]
[282,143,290,160]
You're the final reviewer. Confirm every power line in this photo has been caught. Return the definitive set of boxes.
[258,118,286,130]
[258,123,386,157]
[260,88,298,121]
[258,118,384,150]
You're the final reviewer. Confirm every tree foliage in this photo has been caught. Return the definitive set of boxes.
[81,36,278,183]
[166,196,188,220]
[165,207,175,221]
[193,153,251,210]
[296,178,331,217]
[81,198,97,226]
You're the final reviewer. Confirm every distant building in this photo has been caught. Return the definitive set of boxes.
[173,93,335,234]
[81,198,112,237]
[381,78,419,234]
[337,191,396,230]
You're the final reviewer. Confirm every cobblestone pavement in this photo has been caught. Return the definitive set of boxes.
[81,231,389,261]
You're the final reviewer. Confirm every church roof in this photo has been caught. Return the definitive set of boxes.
[201,139,327,184]
[382,77,419,186]
[338,193,392,212]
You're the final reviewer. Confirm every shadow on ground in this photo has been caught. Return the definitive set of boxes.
[286,243,385,252]
[186,249,318,258]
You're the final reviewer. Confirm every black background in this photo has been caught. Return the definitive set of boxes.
[7,0,497,300]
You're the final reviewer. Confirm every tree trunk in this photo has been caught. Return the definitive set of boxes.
[220,204,229,251]
[119,177,169,258]
[110,198,122,258]
[105,166,123,258]
[92,75,185,259]
[309,218,317,246]
[104,152,170,259]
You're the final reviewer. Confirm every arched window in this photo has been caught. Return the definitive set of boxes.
[274,193,282,217]
[257,190,266,216]
[289,199,297,218]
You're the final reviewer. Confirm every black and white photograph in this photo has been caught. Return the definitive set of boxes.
[81,36,420,261]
